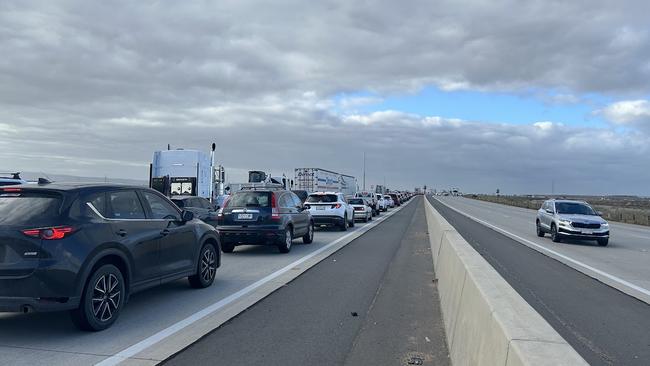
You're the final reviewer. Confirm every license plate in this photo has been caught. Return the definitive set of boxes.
[316,206,326,210]
[581,230,592,235]
[237,213,253,220]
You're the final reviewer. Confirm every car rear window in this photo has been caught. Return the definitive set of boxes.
[348,198,365,205]
[228,192,271,208]
[0,191,62,226]
[307,194,338,203]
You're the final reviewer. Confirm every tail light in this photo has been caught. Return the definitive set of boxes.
[217,197,230,219]
[331,203,342,209]
[271,193,280,220]
[2,187,21,192]
[22,226,76,240]
[304,204,311,209]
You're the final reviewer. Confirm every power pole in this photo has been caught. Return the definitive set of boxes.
[363,152,366,191]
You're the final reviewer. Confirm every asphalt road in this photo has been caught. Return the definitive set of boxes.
[0,202,411,366]
[429,196,650,366]
[166,196,450,366]
[436,196,650,301]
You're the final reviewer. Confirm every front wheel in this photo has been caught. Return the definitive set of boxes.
[278,228,293,253]
[71,264,125,331]
[597,238,609,247]
[536,221,545,237]
[551,224,561,243]
[189,243,218,288]
[302,222,314,244]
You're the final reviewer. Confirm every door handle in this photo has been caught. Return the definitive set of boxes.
[116,229,128,237]
[161,229,171,236]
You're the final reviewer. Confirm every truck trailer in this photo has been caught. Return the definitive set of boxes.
[150,149,213,199]
[294,168,357,196]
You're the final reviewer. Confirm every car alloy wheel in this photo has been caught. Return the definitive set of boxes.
[200,247,217,283]
[92,273,121,323]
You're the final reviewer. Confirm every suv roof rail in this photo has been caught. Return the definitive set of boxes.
[0,172,21,180]
[240,182,285,191]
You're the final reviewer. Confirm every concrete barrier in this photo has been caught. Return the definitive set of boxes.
[424,198,587,366]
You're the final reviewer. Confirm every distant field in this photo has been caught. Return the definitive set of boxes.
[466,194,650,227]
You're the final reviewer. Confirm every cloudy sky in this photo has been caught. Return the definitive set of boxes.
[2,0,650,195]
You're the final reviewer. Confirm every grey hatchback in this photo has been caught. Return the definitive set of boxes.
[536,199,610,246]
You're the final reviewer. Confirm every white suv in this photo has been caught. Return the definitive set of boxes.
[305,192,355,231]
[375,193,388,212]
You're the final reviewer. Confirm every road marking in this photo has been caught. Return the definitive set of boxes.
[95,200,411,366]
[433,197,650,304]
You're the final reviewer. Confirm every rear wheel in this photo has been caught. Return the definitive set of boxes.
[71,264,125,332]
[189,243,218,288]
[536,221,545,237]
[278,227,293,253]
[368,213,372,221]
[340,214,348,231]
[597,238,609,246]
[349,215,355,227]
[302,222,314,244]
[551,224,561,242]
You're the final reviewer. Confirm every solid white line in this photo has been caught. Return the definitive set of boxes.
[95,200,409,366]
[434,197,650,301]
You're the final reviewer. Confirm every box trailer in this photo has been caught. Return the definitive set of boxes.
[294,168,357,196]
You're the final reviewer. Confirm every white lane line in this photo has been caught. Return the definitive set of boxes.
[434,197,650,303]
[95,201,410,366]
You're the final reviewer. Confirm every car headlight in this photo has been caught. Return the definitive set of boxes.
[601,222,609,227]
[558,219,571,225]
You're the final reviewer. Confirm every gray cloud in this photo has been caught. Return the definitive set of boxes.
[1,0,650,194]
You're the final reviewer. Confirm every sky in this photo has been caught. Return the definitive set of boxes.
[1,0,650,195]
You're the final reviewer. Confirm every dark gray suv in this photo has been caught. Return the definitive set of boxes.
[217,186,314,253]
[0,184,221,331]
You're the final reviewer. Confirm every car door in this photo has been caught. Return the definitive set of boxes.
[340,194,353,221]
[106,189,161,287]
[540,202,553,229]
[140,190,196,278]
[289,192,309,236]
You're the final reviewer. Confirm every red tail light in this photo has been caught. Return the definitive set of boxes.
[22,226,76,240]
[331,203,342,209]
[2,187,21,192]
[271,193,280,220]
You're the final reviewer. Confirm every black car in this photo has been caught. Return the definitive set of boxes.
[0,184,221,331]
[217,187,314,253]
[171,195,219,226]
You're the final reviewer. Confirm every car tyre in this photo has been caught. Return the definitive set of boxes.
[340,215,348,231]
[368,213,372,221]
[278,227,293,253]
[302,222,314,244]
[189,243,218,288]
[349,215,355,227]
[597,238,609,247]
[550,224,561,243]
[71,264,125,332]
[536,221,545,237]
[221,243,235,253]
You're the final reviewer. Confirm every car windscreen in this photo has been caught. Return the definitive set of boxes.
[171,199,185,208]
[348,198,365,205]
[306,194,338,203]
[555,202,596,215]
[228,192,271,207]
[0,191,62,226]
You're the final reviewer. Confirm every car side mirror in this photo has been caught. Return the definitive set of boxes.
[181,210,194,222]
[545,209,554,214]
[597,211,603,216]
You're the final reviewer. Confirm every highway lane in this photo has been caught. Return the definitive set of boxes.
[429,196,650,366]
[166,196,449,366]
[436,196,650,303]
[0,202,411,366]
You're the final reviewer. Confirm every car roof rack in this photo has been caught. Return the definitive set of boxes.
[0,172,21,180]
[240,182,285,191]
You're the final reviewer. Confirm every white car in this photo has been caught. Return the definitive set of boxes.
[348,197,372,222]
[383,195,395,208]
[375,193,388,212]
[355,191,379,216]
[305,192,355,231]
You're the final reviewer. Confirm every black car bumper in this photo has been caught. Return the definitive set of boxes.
[218,227,284,245]
[313,216,345,226]
[0,296,80,313]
